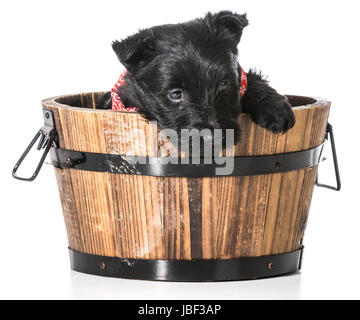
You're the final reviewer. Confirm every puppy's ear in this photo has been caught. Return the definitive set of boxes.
[112,30,156,72]
[205,11,248,46]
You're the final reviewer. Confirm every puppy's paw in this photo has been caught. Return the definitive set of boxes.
[252,97,295,134]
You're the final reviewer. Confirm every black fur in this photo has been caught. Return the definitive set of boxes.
[98,11,295,144]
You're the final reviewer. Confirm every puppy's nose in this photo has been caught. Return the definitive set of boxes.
[208,120,221,129]
[207,111,220,129]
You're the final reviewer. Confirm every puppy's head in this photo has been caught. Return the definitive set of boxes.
[112,11,248,145]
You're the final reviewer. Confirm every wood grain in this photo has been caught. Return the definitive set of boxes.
[43,93,330,259]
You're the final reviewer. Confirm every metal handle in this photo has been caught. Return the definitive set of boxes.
[315,123,341,191]
[12,109,57,181]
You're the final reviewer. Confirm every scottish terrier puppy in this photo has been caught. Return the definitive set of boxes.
[98,11,295,147]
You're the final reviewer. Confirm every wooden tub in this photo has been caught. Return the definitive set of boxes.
[40,93,330,281]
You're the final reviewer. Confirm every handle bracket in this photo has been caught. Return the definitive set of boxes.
[315,123,341,191]
[12,109,57,181]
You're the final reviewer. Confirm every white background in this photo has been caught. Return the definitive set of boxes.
[1,0,359,299]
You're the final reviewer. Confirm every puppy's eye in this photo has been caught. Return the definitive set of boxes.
[219,80,229,91]
[168,89,184,102]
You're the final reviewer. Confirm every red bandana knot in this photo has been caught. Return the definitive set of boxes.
[111,67,247,112]
[239,67,247,97]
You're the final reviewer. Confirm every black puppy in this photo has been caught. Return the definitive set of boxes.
[98,11,295,145]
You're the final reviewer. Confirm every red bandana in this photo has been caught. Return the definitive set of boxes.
[111,69,137,112]
[111,67,248,111]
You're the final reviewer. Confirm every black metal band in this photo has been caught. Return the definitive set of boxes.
[50,144,323,177]
[69,247,303,281]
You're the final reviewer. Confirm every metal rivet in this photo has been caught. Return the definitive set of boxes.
[275,161,282,168]
[65,157,71,165]
[268,262,273,269]
[100,262,106,270]
[45,112,50,119]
